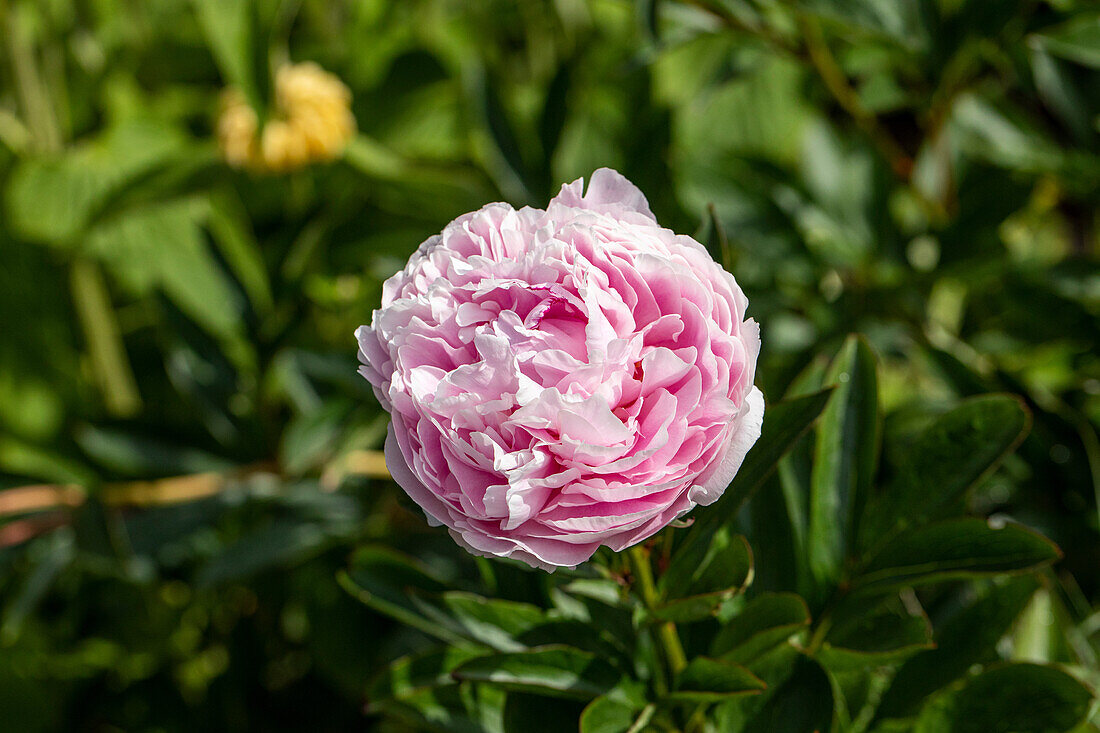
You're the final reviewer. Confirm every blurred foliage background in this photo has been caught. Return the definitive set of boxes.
[0,0,1097,730]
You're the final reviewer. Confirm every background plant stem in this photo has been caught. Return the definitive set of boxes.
[4,0,141,417]
[629,544,688,696]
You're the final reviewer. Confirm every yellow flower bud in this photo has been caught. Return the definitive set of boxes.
[216,61,355,173]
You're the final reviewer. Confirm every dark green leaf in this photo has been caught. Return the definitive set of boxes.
[861,395,1030,548]
[280,401,354,475]
[712,593,812,663]
[913,664,1093,733]
[420,592,547,652]
[339,547,464,645]
[74,424,233,477]
[745,656,834,733]
[657,528,752,622]
[669,657,766,702]
[196,517,336,587]
[370,684,506,733]
[1032,13,1100,69]
[808,335,879,599]
[579,679,653,733]
[451,646,621,701]
[874,576,1039,720]
[855,519,1060,592]
[367,646,487,706]
[815,599,933,671]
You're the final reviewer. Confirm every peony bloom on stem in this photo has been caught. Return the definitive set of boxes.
[356,169,763,570]
[217,61,355,173]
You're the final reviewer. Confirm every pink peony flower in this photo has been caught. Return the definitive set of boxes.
[356,169,763,570]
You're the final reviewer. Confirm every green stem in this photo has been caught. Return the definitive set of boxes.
[798,16,913,179]
[4,1,142,417]
[805,614,833,656]
[71,260,142,417]
[1,0,61,153]
[628,544,688,696]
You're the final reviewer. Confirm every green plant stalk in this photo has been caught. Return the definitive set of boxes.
[71,260,142,417]
[1,0,62,154]
[798,16,913,179]
[628,544,688,696]
[3,0,142,418]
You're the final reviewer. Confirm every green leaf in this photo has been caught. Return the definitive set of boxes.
[678,388,834,569]
[74,423,233,477]
[656,528,753,623]
[669,657,766,702]
[369,684,505,733]
[1032,13,1100,69]
[280,400,354,476]
[808,336,879,600]
[421,592,547,652]
[815,599,933,671]
[5,119,187,244]
[451,646,621,701]
[339,547,464,645]
[745,656,834,733]
[368,646,488,706]
[1,529,75,643]
[464,64,533,204]
[84,197,245,346]
[854,519,1060,592]
[579,679,653,733]
[875,577,1039,720]
[1030,48,1093,145]
[913,664,1093,733]
[711,593,812,664]
[861,395,1030,548]
[208,191,274,313]
[949,94,1065,174]
[195,516,342,587]
[191,0,268,109]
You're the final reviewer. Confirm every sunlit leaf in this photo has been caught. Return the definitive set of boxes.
[451,646,621,701]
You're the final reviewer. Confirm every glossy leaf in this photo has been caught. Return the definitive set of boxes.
[422,592,547,652]
[711,593,811,664]
[855,519,1060,592]
[451,646,621,701]
[861,395,1030,548]
[745,656,834,733]
[669,657,766,702]
[339,547,462,644]
[808,335,879,598]
[875,576,1039,720]
[579,679,652,733]
[367,646,487,707]
[656,528,752,622]
[815,599,934,671]
[913,664,1093,733]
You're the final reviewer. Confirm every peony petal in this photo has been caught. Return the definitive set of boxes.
[688,386,765,506]
[358,169,763,570]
